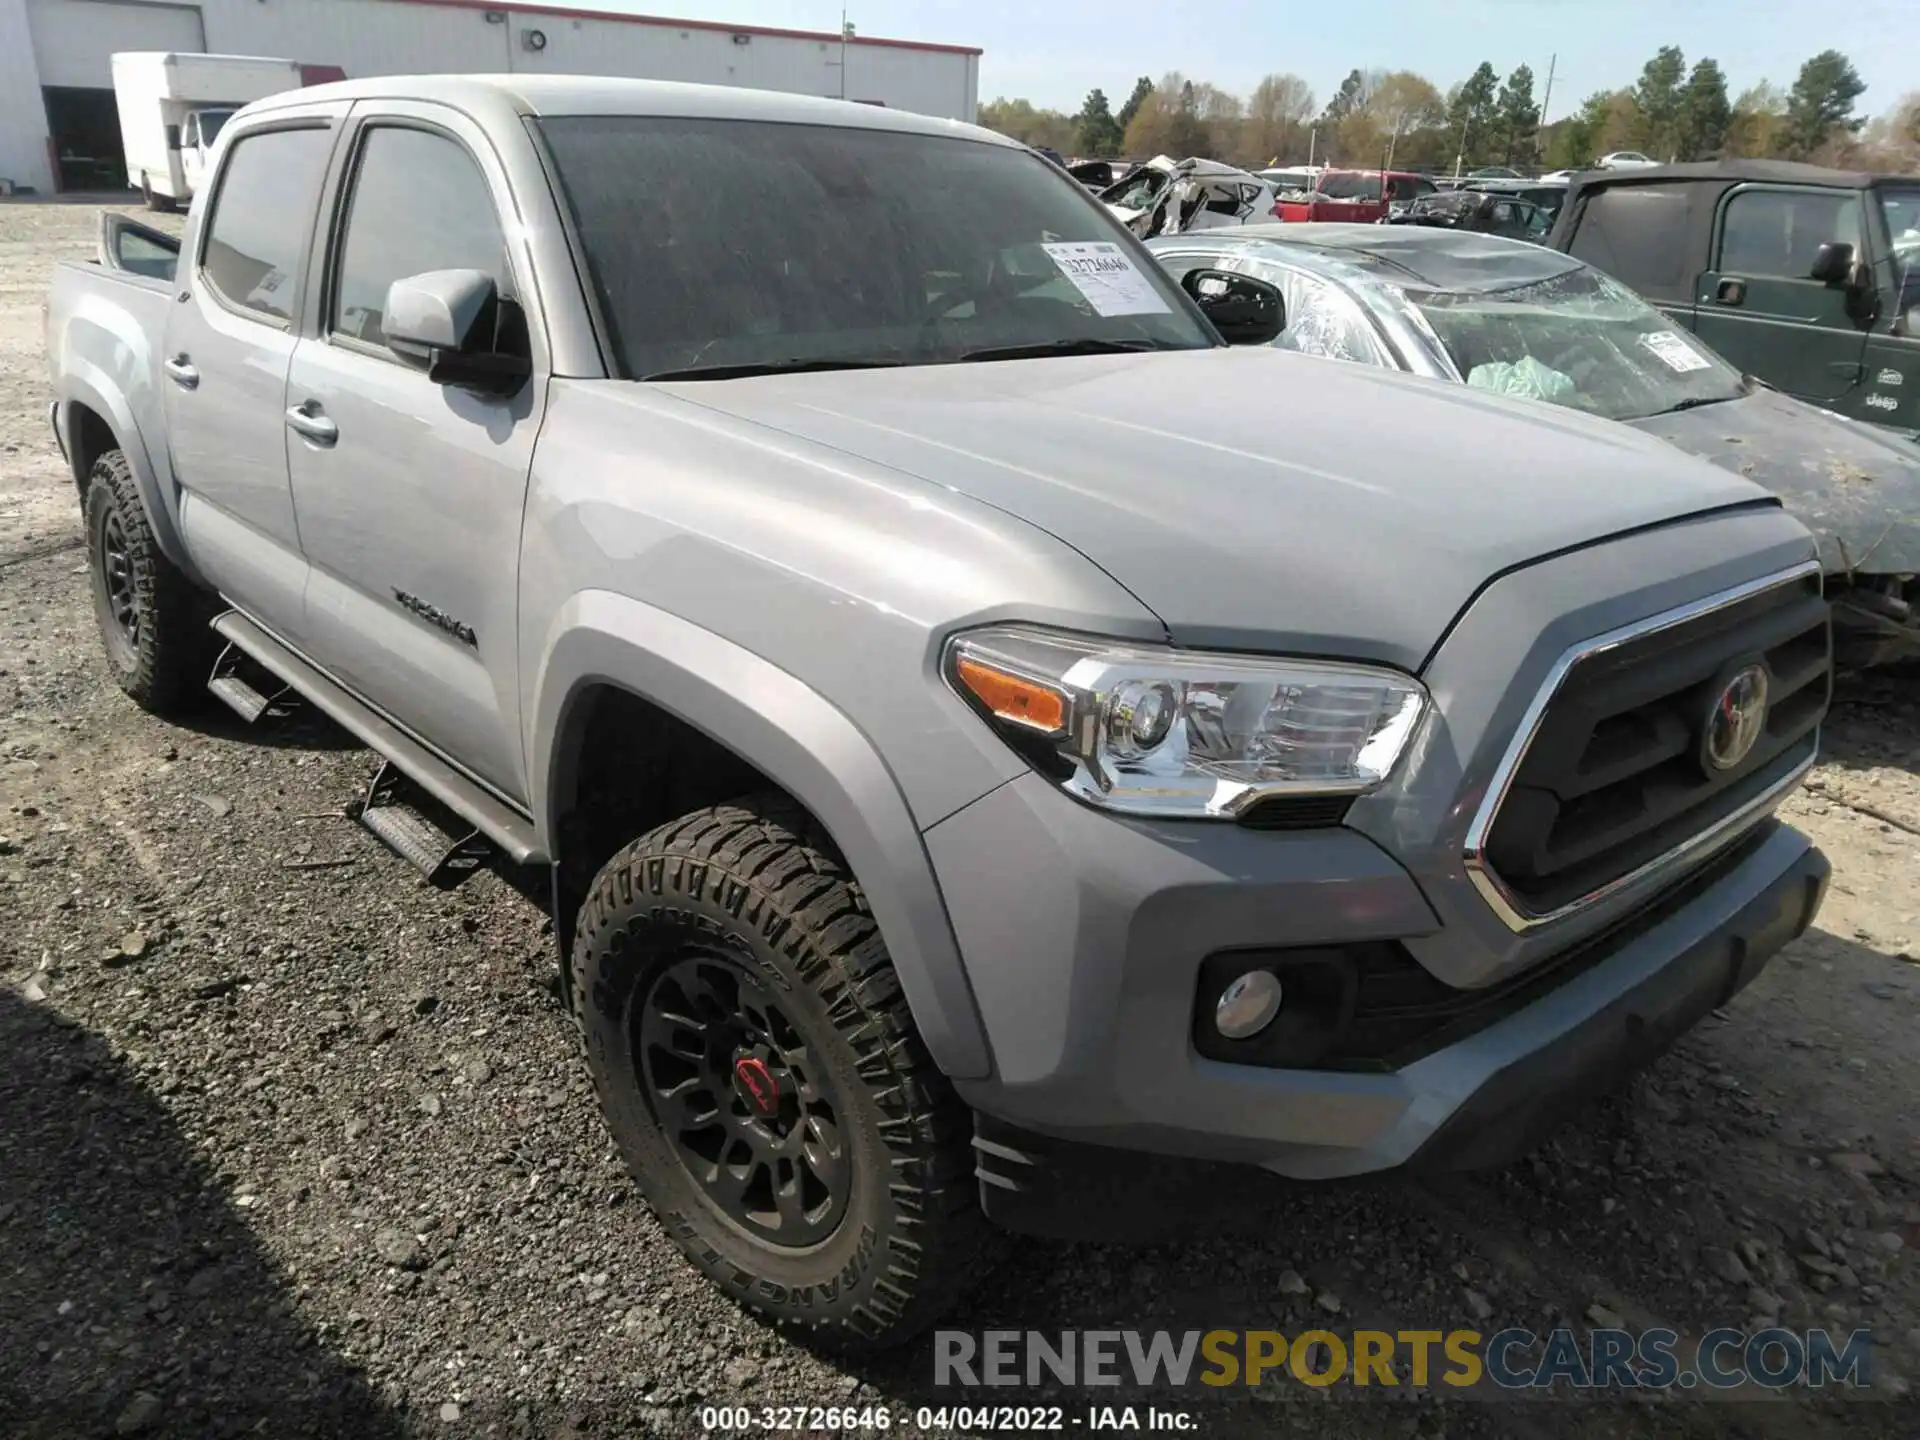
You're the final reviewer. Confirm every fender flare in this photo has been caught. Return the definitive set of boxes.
[531,590,994,1081]
[58,370,201,582]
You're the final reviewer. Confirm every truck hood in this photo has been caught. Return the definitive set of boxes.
[660,348,1774,670]
[1624,386,1920,577]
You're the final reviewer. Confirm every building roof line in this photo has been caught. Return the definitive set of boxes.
[384,0,983,57]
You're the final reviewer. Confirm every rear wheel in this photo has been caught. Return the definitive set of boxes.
[85,450,213,714]
[139,174,175,213]
[572,794,990,1350]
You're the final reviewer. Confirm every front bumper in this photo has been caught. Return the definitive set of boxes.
[928,773,1826,1213]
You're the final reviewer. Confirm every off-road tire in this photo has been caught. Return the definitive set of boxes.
[85,449,213,714]
[572,793,990,1350]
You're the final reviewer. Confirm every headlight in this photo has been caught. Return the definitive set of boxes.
[945,626,1427,818]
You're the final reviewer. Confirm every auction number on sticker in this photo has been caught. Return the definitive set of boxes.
[1052,252,1133,278]
[699,1406,893,1430]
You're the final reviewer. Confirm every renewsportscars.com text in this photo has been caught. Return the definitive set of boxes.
[934,1327,1874,1391]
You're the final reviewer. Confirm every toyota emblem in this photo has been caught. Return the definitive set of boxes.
[1703,663,1770,772]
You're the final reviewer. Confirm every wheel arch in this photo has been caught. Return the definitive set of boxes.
[533,591,994,1081]
[57,375,200,581]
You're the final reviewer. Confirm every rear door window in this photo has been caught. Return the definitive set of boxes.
[199,126,334,324]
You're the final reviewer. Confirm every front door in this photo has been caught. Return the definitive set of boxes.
[1860,181,1920,435]
[1693,183,1872,408]
[162,114,342,641]
[284,105,545,803]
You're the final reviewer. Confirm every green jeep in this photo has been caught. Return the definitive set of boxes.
[1549,160,1920,438]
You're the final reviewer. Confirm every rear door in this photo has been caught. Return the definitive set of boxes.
[283,102,546,803]
[1693,183,1872,406]
[162,109,345,642]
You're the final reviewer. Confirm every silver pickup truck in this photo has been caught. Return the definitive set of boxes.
[47,75,1833,1349]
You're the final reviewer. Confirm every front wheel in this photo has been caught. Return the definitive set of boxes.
[572,794,990,1350]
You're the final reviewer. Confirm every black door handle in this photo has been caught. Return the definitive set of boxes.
[1715,279,1747,306]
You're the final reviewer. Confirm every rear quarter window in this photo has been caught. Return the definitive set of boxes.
[1564,187,1692,295]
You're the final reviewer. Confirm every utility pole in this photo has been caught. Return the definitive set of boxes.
[1537,52,1557,165]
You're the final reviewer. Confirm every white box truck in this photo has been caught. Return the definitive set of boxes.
[112,52,305,210]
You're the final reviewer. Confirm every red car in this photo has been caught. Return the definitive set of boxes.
[1275,169,1437,223]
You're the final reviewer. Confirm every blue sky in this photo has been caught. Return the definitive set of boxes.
[559,0,1914,124]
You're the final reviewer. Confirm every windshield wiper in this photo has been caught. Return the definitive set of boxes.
[643,358,910,381]
[950,338,1166,363]
[1659,395,1738,414]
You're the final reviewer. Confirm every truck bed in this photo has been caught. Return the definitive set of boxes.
[47,229,180,534]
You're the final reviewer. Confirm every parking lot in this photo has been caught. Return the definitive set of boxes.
[4,200,1920,1438]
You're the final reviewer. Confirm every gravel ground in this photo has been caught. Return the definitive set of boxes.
[4,199,1920,1439]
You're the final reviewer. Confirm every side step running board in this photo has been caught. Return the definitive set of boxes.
[207,641,294,722]
[209,610,548,866]
[355,759,493,887]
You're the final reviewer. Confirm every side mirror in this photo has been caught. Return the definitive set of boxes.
[1181,267,1286,345]
[1809,241,1854,284]
[384,268,530,396]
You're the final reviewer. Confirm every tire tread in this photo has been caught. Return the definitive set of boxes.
[570,792,991,1348]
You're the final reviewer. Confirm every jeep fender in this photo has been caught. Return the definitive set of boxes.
[531,590,994,1080]
[59,369,202,584]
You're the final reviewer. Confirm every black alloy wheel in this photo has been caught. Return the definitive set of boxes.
[635,952,850,1247]
[96,506,139,648]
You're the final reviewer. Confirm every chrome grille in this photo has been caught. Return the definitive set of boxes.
[1465,563,1829,932]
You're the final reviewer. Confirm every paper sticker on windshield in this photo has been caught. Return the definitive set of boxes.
[1041,242,1171,317]
[1641,331,1710,373]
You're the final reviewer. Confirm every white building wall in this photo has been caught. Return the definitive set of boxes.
[0,0,979,194]
[200,0,505,80]
[0,0,52,191]
[196,0,977,119]
[28,0,204,86]
[498,11,978,122]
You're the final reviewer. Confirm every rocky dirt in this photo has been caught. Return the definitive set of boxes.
[4,201,1920,1439]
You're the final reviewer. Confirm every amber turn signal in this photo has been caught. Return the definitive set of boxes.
[954,656,1068,734]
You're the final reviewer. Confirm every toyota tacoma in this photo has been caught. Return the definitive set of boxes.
[47,75,1832,1348]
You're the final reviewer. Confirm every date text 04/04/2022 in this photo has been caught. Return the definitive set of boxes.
[697,1405,1194,1431]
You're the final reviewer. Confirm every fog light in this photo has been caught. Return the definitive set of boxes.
[1214,970,1283,1039]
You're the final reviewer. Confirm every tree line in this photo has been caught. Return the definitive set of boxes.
[979,48,1919,175]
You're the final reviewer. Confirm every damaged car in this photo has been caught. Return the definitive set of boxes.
[1099,155,1277,238]
[1388,187,1554,242]
[1150,224,1920,667]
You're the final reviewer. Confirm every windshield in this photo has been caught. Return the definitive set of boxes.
[537,117,1213,379]
[1319,173,1383,201]
[1409,265,1745,422]
[197,109,235,143]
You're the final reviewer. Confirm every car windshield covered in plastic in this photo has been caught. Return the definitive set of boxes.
[1408,266,1746,422]
[536,116,1215,379]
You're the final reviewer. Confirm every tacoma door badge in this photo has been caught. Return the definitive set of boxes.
[393,589,478,648]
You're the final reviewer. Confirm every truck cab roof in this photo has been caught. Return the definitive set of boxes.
[247,72,1014,147]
